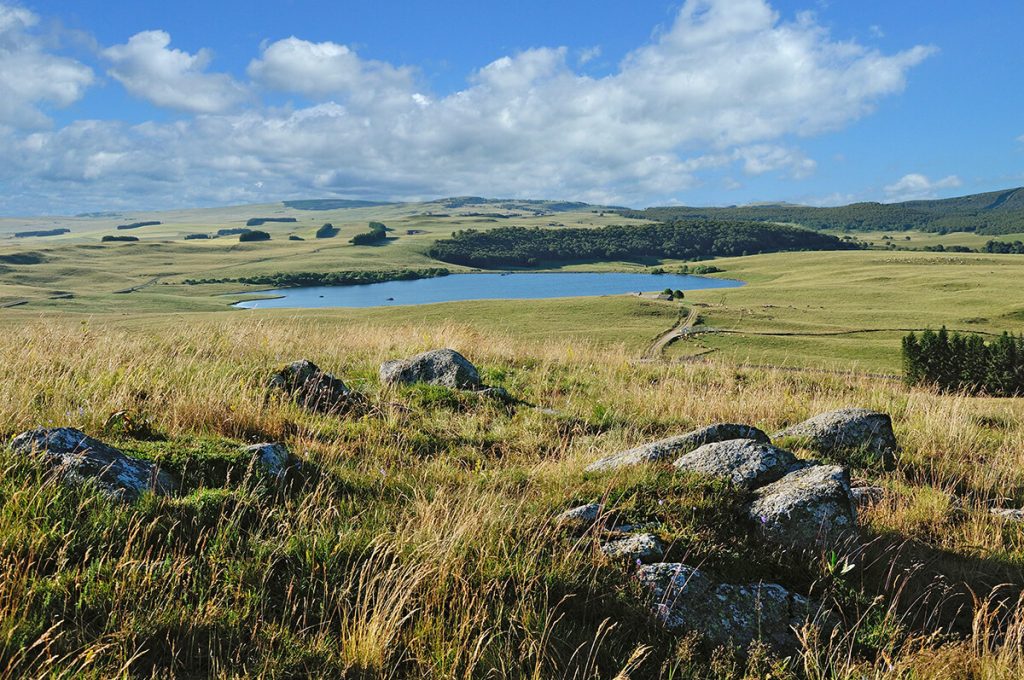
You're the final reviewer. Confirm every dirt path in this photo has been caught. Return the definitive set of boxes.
[642,307,701,360]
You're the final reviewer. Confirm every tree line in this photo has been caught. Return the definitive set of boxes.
[184,267,449,287]
[427,220,859,268]
[902,327,1024,396]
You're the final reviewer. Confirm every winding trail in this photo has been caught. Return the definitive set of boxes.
[643,306,701,360]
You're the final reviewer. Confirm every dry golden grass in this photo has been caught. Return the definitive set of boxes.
[0,314,1023,678]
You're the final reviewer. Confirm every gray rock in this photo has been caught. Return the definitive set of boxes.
[637,562,813,653]
[585,423,771,473]
[478,386,513,402]
[774,409,898,468]
[672,438,799,490]
[850,485,885,510]
[244,442,293,478]
[991,508,1024,522]
[601,533,664,563]
[269,359,355,413]
[10,428,177,501]
[556,503,602,528]
[748,465,857,550]
[380,349,482,390]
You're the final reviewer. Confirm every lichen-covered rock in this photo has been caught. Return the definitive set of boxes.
[601,533,664,563]
[636,563,813,653]
[774,409,898,468]
[991,507,1024,522]
[555,503,602,529]
[380,349,482,390]
[269,359,355,413]
[748,465,857,550]
[672,438,799,490]
[585,423,771,473]
[244,442,294,478]
[850,485,885,510]
[11,427,177,501]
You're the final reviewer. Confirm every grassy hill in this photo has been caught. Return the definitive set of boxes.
[3,316,1024,677]
[624,186,1024,235]
[4,193,1024,676]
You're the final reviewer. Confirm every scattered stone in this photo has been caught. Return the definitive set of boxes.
[269,359,356,413]
[774,408,898,468]
[991,508,1024,522]
[637,562,814,653]
[10,427,177,501]
[585,423,771,473]
[601,533,664,563]
[380,349,482,390]
[849,485,885,510]
[477,386,513,402]
[748,465,857,550]
[556,503,602,528]
[244,442,294,478]
[672,438,799,490]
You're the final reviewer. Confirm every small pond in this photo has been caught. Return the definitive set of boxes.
[233,272,744,309]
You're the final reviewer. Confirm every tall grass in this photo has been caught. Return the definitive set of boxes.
[1,315,1024,677]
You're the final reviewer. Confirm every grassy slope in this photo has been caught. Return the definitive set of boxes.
[2,317,1024,677]
[664,250,1024,372]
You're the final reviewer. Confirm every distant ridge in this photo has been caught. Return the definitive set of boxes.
[283,199,397,210]
[624,187,1024,235]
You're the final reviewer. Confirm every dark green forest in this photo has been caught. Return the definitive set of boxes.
[427,220,858,268]
[623,186,1024,235]
[902,328,1024,396]
[184,267,449,287]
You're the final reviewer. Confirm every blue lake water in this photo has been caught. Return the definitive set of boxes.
[233,272,744,309]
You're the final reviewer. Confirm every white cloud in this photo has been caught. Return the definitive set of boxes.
[102,30,246,113]
[1,0,936,213]
[883,173,962,202]
[0,3,93,128]
[248,37,416,107]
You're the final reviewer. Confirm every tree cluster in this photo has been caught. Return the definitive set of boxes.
[245,217,297,227]
[184,267,449,287]
[350,222,389,245]
[116,221,160,230]
[427,220,858,268]
[902,327,1024,396]
[982,240,1024,254]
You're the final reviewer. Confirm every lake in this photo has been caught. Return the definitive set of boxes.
[233,272,744,309]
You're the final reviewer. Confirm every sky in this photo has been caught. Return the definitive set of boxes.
[1,0,1022,215]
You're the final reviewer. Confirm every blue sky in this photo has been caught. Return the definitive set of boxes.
[1,0,1022,214]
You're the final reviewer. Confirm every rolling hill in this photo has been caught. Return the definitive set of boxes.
[623,186,1024,234]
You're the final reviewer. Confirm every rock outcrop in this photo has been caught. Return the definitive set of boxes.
[774,408,898,468]
[269,359,356,413]
[748,465,856,549]
[585,423,771,473]
[244,442,294,478]
[601,533,664,563]
[637,562,814,653]
[672,438,799,490]
[380,349,482,390]
[11,428,177,501]
[555,503,603,529]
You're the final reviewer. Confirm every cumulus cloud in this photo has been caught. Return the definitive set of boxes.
[883,173,962,202]
[248,37,416,106]
[0,3,93,128]
[2,0,937,213]
[102,30,246,113]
